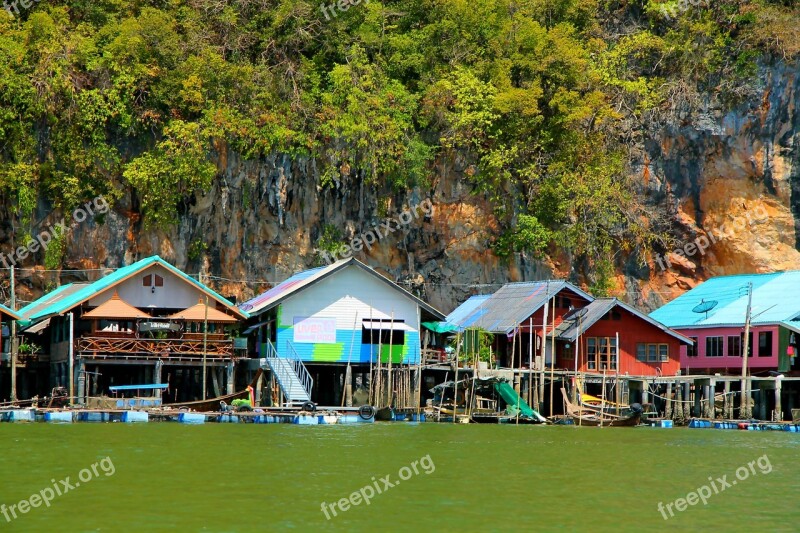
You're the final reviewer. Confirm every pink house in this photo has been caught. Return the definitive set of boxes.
[650,272,800,375]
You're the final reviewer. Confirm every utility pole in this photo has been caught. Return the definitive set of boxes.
[10,266,17,403]
[202,294,209,401]
[741,282,753,419]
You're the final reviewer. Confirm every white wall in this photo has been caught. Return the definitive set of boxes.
[279,266,419,332]
[87,265,208,313]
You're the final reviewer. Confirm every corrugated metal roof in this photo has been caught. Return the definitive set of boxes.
[556,298,693,344]
[649,271,800,328]
[554,299,617,341]
[239,258,445,319]
[447,281,594,334]
[444,295,492,330]
[18,283,89,321]
[0,303,21,321]
[17,256,246,323]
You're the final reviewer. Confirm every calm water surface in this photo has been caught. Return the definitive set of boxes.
[0,423,798,532]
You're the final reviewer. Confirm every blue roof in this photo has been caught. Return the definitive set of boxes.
[19,256,246,323]
[444,295,492,330]
[649,271,800,328]
[446,281,595,334]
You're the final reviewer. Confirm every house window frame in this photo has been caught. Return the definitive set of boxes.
[705,336,723,357]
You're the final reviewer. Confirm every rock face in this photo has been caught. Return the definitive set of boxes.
[635,60,800,310]
[4,62,800,315]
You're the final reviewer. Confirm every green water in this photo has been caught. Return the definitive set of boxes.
[1,423,798,532]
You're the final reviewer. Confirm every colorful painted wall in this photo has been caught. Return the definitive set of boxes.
[676,325,780,372]
[275,265,421,364]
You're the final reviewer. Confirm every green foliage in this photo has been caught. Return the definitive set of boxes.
[188,239,208,261]
[0,0,797,283]
[123,120,216,228]
[43,229,66,270]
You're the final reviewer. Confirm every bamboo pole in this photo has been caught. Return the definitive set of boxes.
[549,296,556,417]
[452,332,461,424]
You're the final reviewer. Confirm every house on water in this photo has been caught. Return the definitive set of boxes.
[238,258,445,407]
[445,281,691,413]
[16,256,248,404]
[649,271,800,375]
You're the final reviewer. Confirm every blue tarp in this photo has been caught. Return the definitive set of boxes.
[109,383,169,392]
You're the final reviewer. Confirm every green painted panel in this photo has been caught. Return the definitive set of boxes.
[312,343,345,362]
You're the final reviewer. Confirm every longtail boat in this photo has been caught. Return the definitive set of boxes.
[166,369,262,412]
[560,388,642,427]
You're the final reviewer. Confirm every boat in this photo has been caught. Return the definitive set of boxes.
[165,369,262,412]
[560,388,642,427]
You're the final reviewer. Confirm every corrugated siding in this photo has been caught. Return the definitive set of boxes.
[276,265,421,364]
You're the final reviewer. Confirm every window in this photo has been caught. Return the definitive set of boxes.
[659,344,669,362]
[611,310,622,321]
[758,331,773,357]
[142,274,164,287]
[727,335,741,357]
[637,343,669,363]
[705,336,723,357]
[587,338,597,369]
[555,295,571,308]
[687,337,698,357]
[361,322,405,345]
[587,337,617,370]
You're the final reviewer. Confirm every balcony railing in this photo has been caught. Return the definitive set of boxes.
[77,336,234,360]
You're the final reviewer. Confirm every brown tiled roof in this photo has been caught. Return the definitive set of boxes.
[82,292,151,320]
[167,298,239,323]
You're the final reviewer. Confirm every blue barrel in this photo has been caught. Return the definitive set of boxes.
[44,412,73,423]
[178,412,205,425]
[216,414,239,423]
[3,410,34,422]
[293,415,319,425]
[121,411,149,423]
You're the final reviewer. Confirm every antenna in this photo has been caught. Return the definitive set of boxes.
[691,299,718,319]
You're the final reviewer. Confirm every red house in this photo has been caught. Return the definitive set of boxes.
[553,298,690,377]
[446,283,690,377]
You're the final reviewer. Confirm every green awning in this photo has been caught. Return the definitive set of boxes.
[422,321,459,334]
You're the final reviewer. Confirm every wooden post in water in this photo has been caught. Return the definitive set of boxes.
[665,382,673,420]
[723,380,731,419]
[774,377,783,421]
[675,379,683,423]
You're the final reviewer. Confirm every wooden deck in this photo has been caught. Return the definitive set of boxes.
[77,336,233,359]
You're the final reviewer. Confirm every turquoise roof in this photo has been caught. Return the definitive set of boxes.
[0,303,21,321]
[649,271,800,328]
[19,256,247,322]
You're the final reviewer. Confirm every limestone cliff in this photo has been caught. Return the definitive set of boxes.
[5,61,800,315]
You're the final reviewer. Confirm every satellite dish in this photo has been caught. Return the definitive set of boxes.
[564,307,588,321]
[692,299,718,319]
